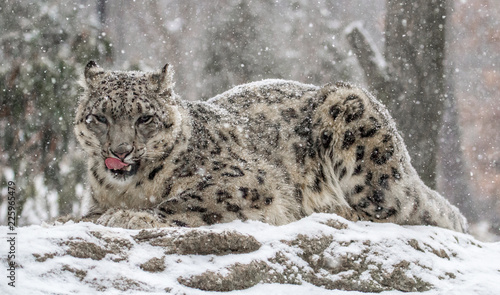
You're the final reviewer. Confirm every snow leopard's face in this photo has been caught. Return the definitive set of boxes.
[75,61,181,182]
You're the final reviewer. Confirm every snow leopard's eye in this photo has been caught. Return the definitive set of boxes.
[87,114,107,125]
[137,115,153,125]
[94,115,108,124]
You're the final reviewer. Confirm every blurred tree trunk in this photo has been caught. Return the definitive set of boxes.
[347,0,475,221]
[384,0,447,189]
[97,0,107,26]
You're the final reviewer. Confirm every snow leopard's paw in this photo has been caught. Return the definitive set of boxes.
[97,208,162,229]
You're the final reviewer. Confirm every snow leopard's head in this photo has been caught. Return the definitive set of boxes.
[74,61,182,183]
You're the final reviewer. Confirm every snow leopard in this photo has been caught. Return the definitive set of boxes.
[73,61,467,232]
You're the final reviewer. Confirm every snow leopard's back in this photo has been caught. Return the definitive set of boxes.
[208,79,467,232]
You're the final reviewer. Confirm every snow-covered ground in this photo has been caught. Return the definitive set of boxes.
[0,214,499,295]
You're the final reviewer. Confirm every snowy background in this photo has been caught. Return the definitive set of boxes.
[1,0,500,293]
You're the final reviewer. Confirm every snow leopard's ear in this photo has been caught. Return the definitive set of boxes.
[152,63,175,96]
[84,60,104,85]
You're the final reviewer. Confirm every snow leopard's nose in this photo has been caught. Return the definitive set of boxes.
[110,142,133,160]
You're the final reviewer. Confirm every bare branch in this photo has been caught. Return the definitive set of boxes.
[345,22,389,91]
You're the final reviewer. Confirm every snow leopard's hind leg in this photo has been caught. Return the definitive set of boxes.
[312,82,466,232]
[310,82,400,223]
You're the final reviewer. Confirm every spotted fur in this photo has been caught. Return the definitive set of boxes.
[74,61,467,232]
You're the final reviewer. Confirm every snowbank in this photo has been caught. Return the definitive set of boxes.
[1,214,499,294]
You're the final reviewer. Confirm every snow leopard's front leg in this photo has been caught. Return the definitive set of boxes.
[314,82,466,232]
[93,208,164,229]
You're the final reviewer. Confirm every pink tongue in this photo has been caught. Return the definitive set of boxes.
[105,158,129,170]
